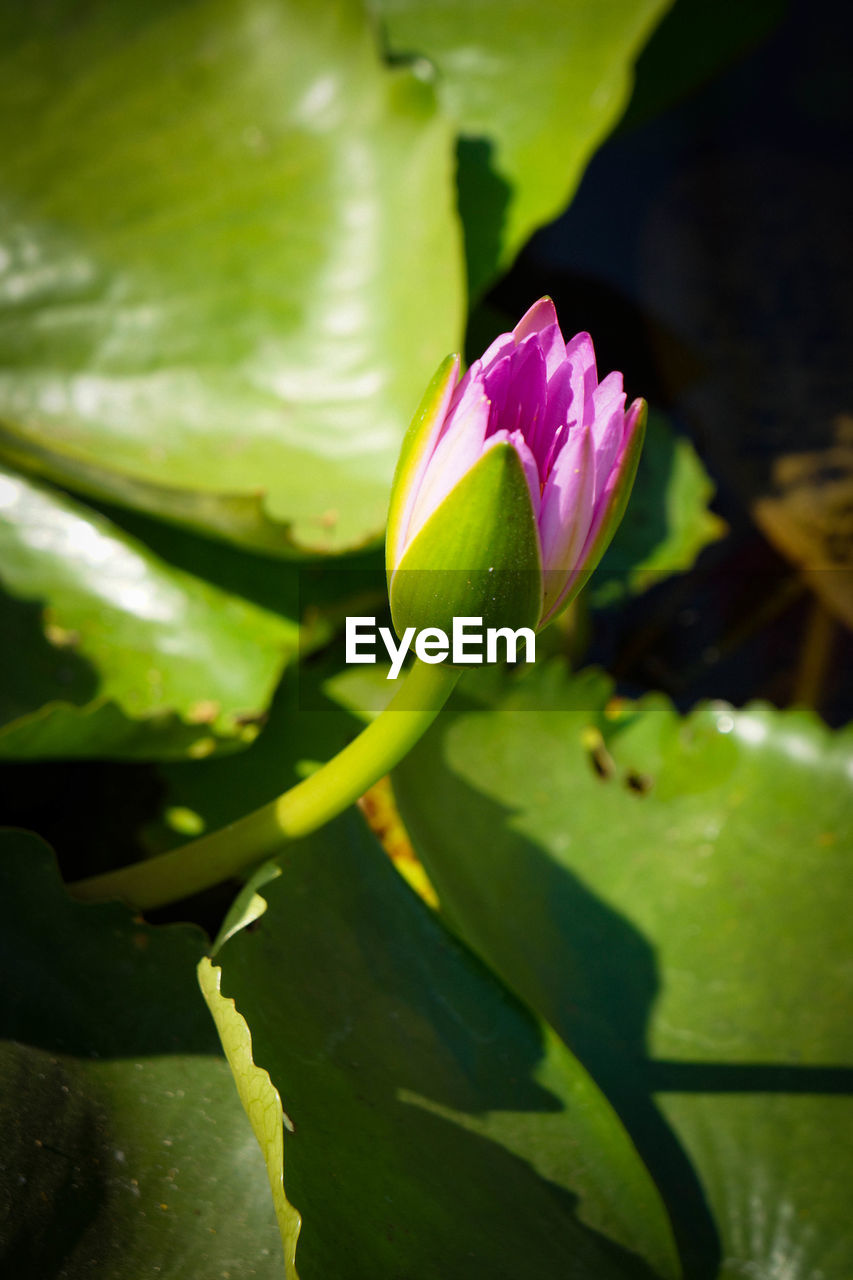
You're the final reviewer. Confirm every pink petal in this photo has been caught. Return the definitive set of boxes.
[513,298,567,379]
[535,358,574,476]
[484,338,546,446]
[573,396,645,577]
[486,428,541,522]
[513,297,559,341]
[405,392,491,552]
[478,330,516,375]
[480,351,513,433]
[592,402,627,502]
[445,334,514,425]
[537,423,596,617]
[592,369,624,423]
[564,331,598,429]
[537,324,568,379]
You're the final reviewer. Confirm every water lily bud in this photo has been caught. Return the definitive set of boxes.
[386,297,646,639]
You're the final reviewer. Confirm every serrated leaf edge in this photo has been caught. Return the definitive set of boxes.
[198,957,301,1280]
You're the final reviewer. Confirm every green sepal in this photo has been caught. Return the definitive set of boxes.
[386,354,459,572]
[389,442,543,640]
[541,400,648,627]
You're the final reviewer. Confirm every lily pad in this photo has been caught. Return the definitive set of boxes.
[591,411,726,607]
[139,660,361,853]
[0,828,283,1278]
[375,0,671,293]
[207,810,679,1278]
[0,0,463,552]
[200,945,302,1280]
[0,464,297,758]
[391,665,853,1277]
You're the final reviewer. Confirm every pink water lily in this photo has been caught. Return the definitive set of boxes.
[387,297,645,635]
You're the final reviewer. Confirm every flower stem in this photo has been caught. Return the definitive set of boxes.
[68,660,460,910]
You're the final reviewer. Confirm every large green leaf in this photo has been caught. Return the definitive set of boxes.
[207,810,680,1278]
[374,0,672,294]
[591,411,726,608]
[0,464,297,758]
[200,940,302,1279]
[0,829,284,1278]
[0,0,463,553]
[391,667,853,1277]
[135,658,364,853]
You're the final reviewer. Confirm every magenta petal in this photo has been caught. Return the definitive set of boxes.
[388,296,644,635]
[592,403,627,500]
[446,334,513,424]
[577,396,646,566]
[605,395,645,497]
[537,324,567,380]
[535,359,574,472]
[487,428,541,521]
[478,331,516,375]
[514,300,568,378]
[592,369,624,422]
[538,424,595,616]
[539,397,639,625]
[485,338,547,446]
[564,331,598,429]
[445,364,490,434]
[513,297,559,341]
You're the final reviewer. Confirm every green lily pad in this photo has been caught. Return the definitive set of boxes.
[138,660,361,853]
[375,0,671,293]
[200,944,302,1280]
[391,665,853,1277]
[0,464,297,758]
[0,828,283,1278]
[591,411,726,607]
[207,810,679,1278]
[0,0,463,552]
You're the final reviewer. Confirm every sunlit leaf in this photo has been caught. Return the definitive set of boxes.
[200,946,301,1279]
[0,465,297,758]
[0,0,463,552]
[375,0,671,293]
[391,665,853,1277]
[209,811,680,1278]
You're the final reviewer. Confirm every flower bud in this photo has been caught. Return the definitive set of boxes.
[386,298,646,639]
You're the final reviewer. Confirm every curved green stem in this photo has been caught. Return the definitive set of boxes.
[69,660,460,911]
